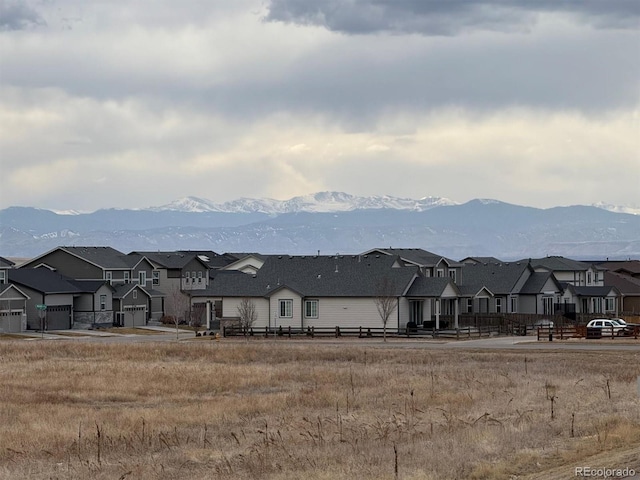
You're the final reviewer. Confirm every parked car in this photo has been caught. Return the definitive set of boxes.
[609,318,638,328]
[586,319,628,336]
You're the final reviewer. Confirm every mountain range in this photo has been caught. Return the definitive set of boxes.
[1,192,639,260]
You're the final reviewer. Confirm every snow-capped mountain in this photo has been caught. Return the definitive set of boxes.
[592,202,640,216]
[150,192,458,214]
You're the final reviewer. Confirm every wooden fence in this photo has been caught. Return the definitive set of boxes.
[223,325,503,340]
[536,325,640,341]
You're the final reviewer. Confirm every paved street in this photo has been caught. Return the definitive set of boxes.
[9,329,640,352]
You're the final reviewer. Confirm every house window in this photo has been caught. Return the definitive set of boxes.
[124,272,130,284]
[594,271,600,283]
[279,299,293,318]
[587,272,592,285]
[152,271,160,286]
[592,298,602,313]
[510,296,518,313]
[605,298,614,312]
[105,271,113,284]
[543,297,553,315]
[100,295,106,310]
[185,272,190,283]
[139,271,146,286]
[495,298,502,313]
[466,298,473,313]
[0,270,5,284]
[133,290,138,300]
[305,299,319,318]
[197,271,202,283]
[437,269,444,277]
[449,270,456,282]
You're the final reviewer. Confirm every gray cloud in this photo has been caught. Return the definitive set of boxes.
[265,0,640,35]
[0,0,46,31]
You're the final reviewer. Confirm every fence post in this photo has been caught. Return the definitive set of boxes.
[223,325,226,337]
[537,327,540,341]
[288,326,291,338]
[311,326,315,338]
[456,328,459,340]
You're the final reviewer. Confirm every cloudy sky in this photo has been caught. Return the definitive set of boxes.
[1,0,638,211]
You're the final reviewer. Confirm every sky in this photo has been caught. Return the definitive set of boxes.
[0,0,639,212]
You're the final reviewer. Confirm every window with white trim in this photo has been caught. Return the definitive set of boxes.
[124,272,130,284]
[495,298,502,313]
[197,271,202,283]
[437,269,444,277]
[449,270,456,282]
[133,290,138,300]
[152,271,160,286]
[466,298,473,313]
[105,271,113,284]
[185,272,190,283]
[100,295,106,310]
[510,296,517,313]
[305,299,318,318]
[279,299,293,318]
[0,270,5,284]
[139,271,146,286]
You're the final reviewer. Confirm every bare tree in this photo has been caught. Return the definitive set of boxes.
[165,285,190,340]
[190,303,206,336]
[237,297,258,336]
[374,277,398,342]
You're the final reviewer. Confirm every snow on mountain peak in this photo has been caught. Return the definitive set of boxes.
[148,192,459,214]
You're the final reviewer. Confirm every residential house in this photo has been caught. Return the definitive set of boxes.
[602,271,640,314]
[7,268,83,330]
[190,254,461,331]
[458,261,564,316]
[128,251,212,324]
[528,256,618,315]
[0,257,29,332]
[19,246,164,325]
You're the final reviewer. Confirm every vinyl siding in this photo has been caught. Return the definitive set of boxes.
[269,289,302,329]
[303,297,394,330]
[222,297,270,328]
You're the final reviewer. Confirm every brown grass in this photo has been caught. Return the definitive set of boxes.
[0,340,639,479]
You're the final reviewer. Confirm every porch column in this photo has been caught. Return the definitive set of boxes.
[206,301,211,330]
[435,299,440,330]
[454,299,459,329]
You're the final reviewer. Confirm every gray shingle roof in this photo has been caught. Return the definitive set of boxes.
[459,262,531,295]
[405,276,456,297]
[8,269,83,294]
[527,256,591,272]
[193,254,418,298]
[130,251,202,269]
[604,271,640,294]
[61,246,131,269]
[367,248,462,267]
[519,272,559,294]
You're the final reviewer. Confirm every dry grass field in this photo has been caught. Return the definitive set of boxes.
[0,339,639,479]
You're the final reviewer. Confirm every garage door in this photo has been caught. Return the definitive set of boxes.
[46,305,72,330]
[123,306,147,327]
[0,312,24,333]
